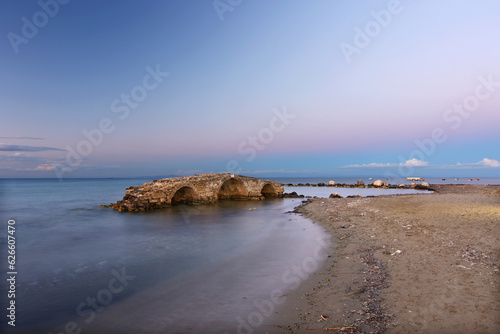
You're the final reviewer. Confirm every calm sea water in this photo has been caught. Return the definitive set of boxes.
[0,177,495,333]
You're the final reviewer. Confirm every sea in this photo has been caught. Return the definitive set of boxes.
[0,176,498,333]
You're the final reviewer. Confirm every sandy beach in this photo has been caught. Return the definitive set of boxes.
[270,184,500,333]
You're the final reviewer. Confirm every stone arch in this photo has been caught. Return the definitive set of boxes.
[171,186,198,205]
[261,183,278,198]
[218,178,249,200]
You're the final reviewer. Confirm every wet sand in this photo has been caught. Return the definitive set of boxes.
[270,185,500,333]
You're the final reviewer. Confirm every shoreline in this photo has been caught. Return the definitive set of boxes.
[269,184,500,333]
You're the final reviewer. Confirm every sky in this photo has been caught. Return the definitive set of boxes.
[1,0,499,178]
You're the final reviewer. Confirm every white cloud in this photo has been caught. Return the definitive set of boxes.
[403,158,429,167]
[342,158,429,168]
[341,162,395,168]
[444,158,500,169]
[479,158,500,167]
[34,164,57,171]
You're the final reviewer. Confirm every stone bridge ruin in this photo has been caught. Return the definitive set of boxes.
[110,173,284,212]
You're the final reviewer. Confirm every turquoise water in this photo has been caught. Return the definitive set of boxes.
[0,177,480,333]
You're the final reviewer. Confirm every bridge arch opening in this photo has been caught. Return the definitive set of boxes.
[171,186,197,205]
[261,183,278,198]
[218,178,249,200]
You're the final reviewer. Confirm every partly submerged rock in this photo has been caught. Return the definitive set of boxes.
[414,182,431,190]
[283,191,304,198]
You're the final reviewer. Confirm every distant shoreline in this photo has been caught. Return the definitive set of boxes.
[269,184,500,333]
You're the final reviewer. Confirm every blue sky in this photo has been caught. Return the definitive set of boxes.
[1,0,499,178]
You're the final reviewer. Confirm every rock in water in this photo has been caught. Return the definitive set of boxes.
[373,180,384,187]
[357,179,365,187]
[329,193,343,198]
[328,180,335,185]
[414,182,431,190]
[284,191,301,198]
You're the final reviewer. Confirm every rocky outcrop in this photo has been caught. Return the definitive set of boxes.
[109,173,284,212]
[283,191,304,198]
[414,182,431,190]
[284,180,433,190]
